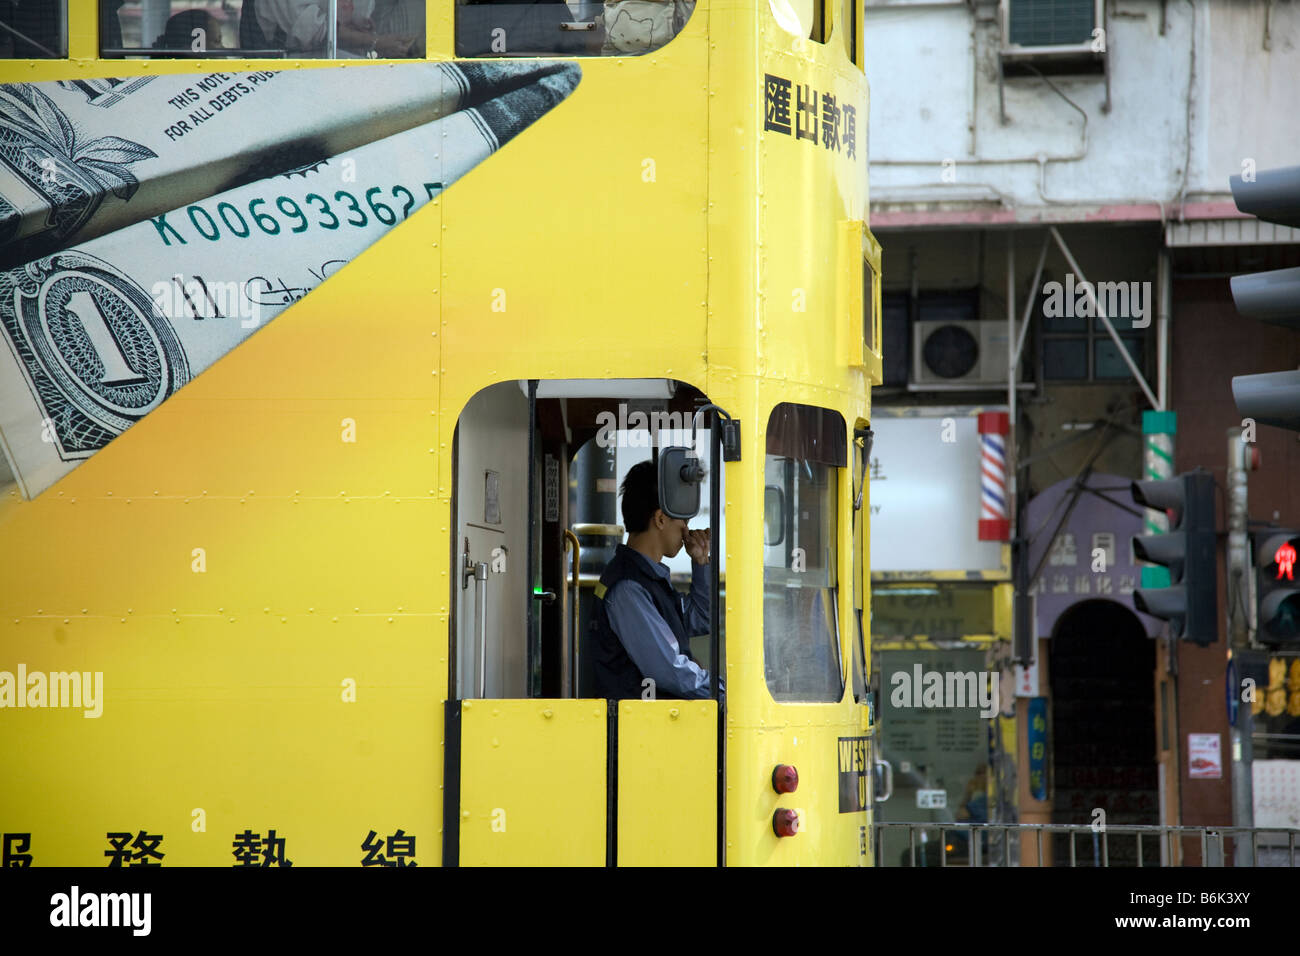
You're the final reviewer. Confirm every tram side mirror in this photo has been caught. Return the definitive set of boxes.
[659,446,704,519]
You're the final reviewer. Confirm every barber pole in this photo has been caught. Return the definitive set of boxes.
[978,411,1010,541]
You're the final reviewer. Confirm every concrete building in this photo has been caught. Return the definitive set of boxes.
[864,0,1300,864]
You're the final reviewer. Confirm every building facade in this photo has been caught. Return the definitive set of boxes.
[864,0,1300,863]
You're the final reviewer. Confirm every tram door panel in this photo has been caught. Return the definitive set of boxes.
[449,383,607,864]
[453,383,528,700]
[454,698,608,866]
[616,700,717,865]
[448,382,722,865]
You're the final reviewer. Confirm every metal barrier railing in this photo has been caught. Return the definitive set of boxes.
[874,822,1300,867]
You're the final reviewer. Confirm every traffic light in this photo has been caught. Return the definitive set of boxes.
[1130,469,1218,647]
[1229,164,1300,433]
[1254,528,1300,644]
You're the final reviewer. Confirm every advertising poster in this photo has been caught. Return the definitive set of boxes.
[1188,733,1222,780]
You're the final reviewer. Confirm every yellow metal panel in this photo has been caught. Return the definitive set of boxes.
[717,3,873,861]
[617,699,716,866]
[729,721,869,866]
[0,615,441,865]
[67,0,95,59]
[458,699,606,866]
[439,50,709,409]
[993,582,1015,639]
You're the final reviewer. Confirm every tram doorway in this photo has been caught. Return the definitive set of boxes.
[1049,599,1158,865]
[444,379,724,865]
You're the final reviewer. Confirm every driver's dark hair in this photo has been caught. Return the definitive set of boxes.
[620,460,660,534]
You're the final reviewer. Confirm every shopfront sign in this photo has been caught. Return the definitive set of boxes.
[1024,473,1160,638]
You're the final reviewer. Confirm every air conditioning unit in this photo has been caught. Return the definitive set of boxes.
[911,320,1010,388]
[999,0,1105,75]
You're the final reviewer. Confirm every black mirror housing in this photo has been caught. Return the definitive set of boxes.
[658,446,703,519]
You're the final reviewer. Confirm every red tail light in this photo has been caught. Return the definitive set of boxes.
[771,764,799,794]
[772,808,800,838]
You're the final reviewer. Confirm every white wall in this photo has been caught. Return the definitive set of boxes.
[864,0,1300,212]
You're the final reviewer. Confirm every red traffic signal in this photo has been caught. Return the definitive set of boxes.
[1255,530,1300,644]
[1273,541,1296,581]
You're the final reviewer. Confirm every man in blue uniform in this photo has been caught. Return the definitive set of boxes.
[591,459,719,700]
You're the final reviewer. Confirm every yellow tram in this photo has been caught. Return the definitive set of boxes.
[0,0,881,865]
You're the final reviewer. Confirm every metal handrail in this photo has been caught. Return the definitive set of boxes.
[563,529,580,698]
[471,562,488,698]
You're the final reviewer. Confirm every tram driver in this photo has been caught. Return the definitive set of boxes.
[591,460,721,700]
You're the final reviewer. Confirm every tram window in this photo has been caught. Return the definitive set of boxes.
[455,0,695,58]
[838,0,855,64]
[850,424,868,703]
[808,0,824,43]
[763,403,846,703]
[771,0,828,44]
[1,2,66,58]
[103,1,425,58]
[863,257,874,355]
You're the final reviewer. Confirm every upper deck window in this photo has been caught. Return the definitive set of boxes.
[770,0,826,43]
[839,0,856,65]
[456,0,694,57]
[1,3,67,58]
[102,1,425,58]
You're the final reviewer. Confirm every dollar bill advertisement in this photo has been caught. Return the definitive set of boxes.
[0,62,580,498]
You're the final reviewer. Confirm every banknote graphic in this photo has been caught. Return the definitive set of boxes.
[0,61,580,498]
[0,62,578,269]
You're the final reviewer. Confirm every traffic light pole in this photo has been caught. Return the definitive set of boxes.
[1226,427,1253,644]
[1231,679,1255,865]
[1226,427,1255,863]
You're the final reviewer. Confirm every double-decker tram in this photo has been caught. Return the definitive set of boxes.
[0,0,881,865]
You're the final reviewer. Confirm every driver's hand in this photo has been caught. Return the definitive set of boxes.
[684,528,711,566]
